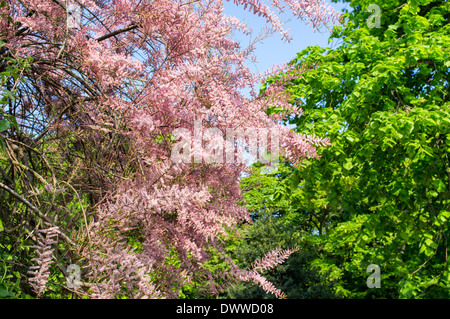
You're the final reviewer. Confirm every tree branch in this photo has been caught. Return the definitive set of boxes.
[0,181,75,246]
[95,24,140,42]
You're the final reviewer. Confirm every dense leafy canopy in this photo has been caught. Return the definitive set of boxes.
[255,0,450,298]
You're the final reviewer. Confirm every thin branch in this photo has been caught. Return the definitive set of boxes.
[0,155,47,185]
[0,181,75,246]
[96,24,140,42]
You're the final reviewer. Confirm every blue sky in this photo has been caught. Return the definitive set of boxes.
[222,0,350,76]
[221,0,350,167]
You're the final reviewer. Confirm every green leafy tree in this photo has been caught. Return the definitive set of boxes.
[259,0,450,298]
[218,163,337,299]
[223,211,337,299]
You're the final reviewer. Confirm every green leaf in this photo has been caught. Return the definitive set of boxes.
[2,89,16,102]
[437,211,450,224]
[0,137,5,153]
[0,287,15,298]
[0,218,3,232]
[426,190,438,198]
[343,158,353,171]
[433,180,446,193]
[0,120,10,132]
[7,114,19,132]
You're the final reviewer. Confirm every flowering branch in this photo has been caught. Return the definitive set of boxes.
[28,225,60,297]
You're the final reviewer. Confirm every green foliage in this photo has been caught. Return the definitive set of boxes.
[0,184,90,299]
[258,0,450,298]
[178,246,233,299]
[221,164,341,298]
[222,211,338,299]
[0,235,35,299]
[0,40,31,151]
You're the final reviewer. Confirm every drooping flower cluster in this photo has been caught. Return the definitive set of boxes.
[231,248,299,298]
[28,225,60,297]
[4,0,340,298]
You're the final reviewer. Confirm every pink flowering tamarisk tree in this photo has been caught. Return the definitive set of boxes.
[0,0,340,298]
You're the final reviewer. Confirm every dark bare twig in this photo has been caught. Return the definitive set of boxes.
[0,181,75,246]
[96,24,140,42]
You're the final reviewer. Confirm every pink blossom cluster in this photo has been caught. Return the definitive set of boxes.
[251,247,299,272]
[234,248,298,298]
[28,225,60,296]
[268,0,342,31]
[6,0,339,298]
